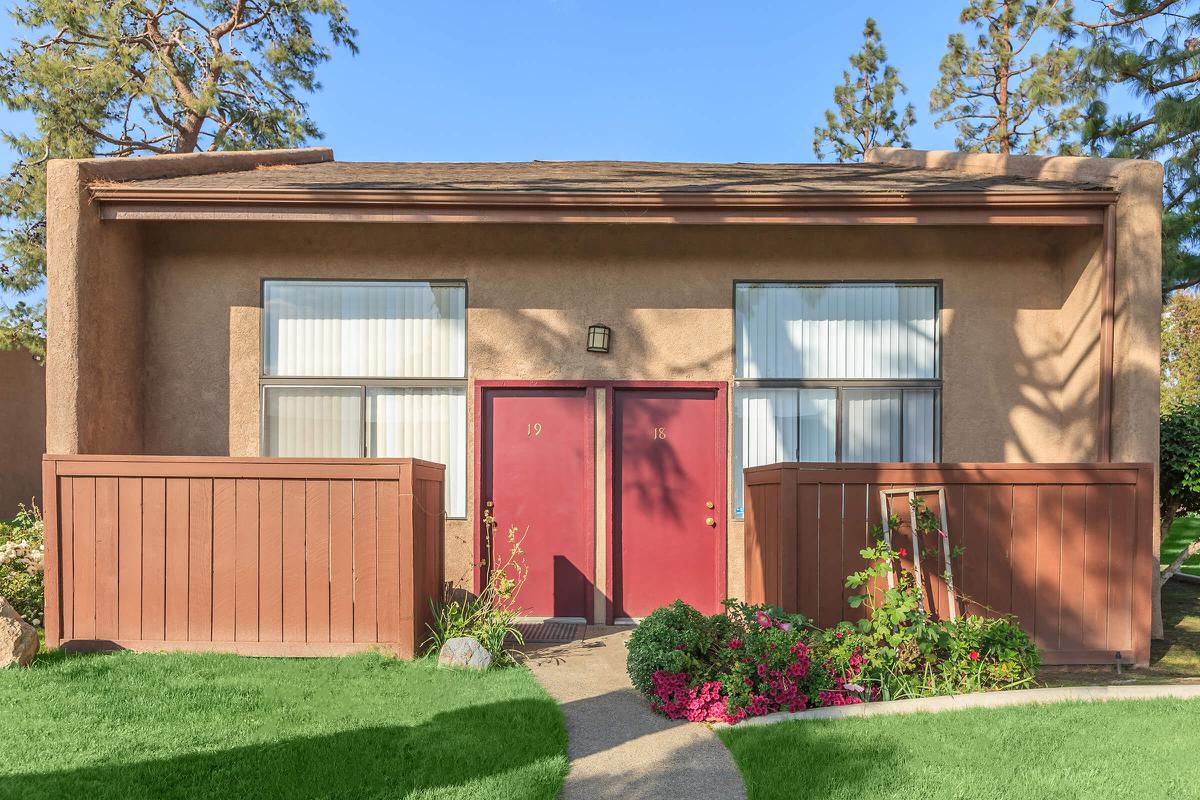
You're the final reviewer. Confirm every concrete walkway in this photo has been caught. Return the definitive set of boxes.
[523,626,746,800]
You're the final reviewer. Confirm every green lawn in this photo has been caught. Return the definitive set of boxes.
[719,698,1200,800]
[1163,515,1200,578]
[0,651,568,800]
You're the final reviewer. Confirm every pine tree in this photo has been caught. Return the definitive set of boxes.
[930,0,1089,154]
[813,18,916,162]
[1078,0,1200,296]
[0,1,358,355]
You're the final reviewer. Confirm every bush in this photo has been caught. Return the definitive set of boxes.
[627,600,831,723]
[0,504,45,625]
[625,600,729,696]
[626,500,1040,723]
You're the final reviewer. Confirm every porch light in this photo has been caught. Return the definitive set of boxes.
[587,324,611,353]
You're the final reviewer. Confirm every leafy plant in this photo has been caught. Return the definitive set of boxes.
[425,502,528,667]
[1161,402,1200,586]
[0,502,44,624]
[627,494,1040,723]
[625,599,729,696]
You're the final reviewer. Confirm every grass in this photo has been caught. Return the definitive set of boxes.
[1162,514,1200,578]
[0,651,568,800]
[719,698,1200,800]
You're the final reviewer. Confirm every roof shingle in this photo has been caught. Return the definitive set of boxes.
[113,160,1107,194]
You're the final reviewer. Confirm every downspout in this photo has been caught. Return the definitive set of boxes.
[1098,203,1116,462]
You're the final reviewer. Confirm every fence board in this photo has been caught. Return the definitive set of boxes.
[73,477,96,640]
[95,477,119,640]
[164,478,189,641]
[212,479,237,641]
[353,481,378,643]
[235,479,260,643]
[117,478,142,641]
[42,456,444,659]
[743,462,1154,665]
[259,479,284,642]
[141,478,165,640]
[329,480,354,643]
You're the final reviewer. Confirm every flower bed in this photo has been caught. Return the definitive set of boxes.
[627,504,1040,724]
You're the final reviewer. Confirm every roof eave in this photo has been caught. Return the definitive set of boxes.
[88,186,1118,226]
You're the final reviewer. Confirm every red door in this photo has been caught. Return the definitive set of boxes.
[613,388,725,618]
[481,388,593,621]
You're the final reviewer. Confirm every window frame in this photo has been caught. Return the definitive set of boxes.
[732,278,944,464]
[258,278,469,518]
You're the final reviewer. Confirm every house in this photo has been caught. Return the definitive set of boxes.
[0,346,45,515]
[42,147,1160,655]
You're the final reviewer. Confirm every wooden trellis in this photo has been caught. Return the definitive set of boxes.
[877,486,959,621]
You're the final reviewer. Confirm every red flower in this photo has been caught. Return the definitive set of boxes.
[727,639,743,650]
[896,547,908,558]
[968,650,980,661]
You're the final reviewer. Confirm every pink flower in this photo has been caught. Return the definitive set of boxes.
[778,622,791,631]
[755,610,773,629]
[727,639,742,650]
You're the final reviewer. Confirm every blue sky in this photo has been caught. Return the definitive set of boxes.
[0,0,1128,307]
[304,0,970,162]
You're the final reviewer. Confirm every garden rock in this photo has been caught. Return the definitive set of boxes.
[438,636,492,670]
[0,596,37,668]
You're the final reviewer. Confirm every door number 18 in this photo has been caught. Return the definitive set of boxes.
[652,427,667,440]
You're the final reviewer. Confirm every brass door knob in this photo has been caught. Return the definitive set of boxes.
[705,516,716,527]
[706,501,715,509]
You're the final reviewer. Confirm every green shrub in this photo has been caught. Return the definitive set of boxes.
[0,504,45,625]
[625,599,730,696]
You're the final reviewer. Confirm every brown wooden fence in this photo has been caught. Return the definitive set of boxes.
[41,455,445,658]
[743,463,1155,665]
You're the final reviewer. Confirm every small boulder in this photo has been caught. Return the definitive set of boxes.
[438,636,492,670]
[0,596,37,668]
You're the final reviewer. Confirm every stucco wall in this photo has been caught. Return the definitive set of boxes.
[137,220,1103,594]
[0,348,46,515]
[44,148,333,456]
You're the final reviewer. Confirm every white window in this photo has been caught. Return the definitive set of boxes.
[733,282,941,515]
[261,280,467,517]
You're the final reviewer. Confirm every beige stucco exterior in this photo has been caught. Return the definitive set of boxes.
[0,347,46,515]
[44,147,1162,616]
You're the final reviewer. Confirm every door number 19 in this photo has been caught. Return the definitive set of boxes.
[527,423,543,437]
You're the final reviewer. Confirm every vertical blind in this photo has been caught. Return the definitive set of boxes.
[735,283,937,379]
[261,280,468,517]
[263,281,466,378]
[367,388,467,517]
[263,387,362,458]
[733,283,940,514]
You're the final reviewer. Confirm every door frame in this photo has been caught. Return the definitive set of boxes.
[474,381,597,617]
[606,382,728,625]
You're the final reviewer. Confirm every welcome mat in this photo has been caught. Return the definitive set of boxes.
[513,622,584,643]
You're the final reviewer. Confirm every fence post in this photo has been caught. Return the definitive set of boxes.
[40,456,62,649]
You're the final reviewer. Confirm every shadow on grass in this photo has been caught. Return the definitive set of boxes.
[0,698,566,800]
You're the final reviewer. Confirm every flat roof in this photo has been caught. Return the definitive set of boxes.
[107,160,1106,194]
